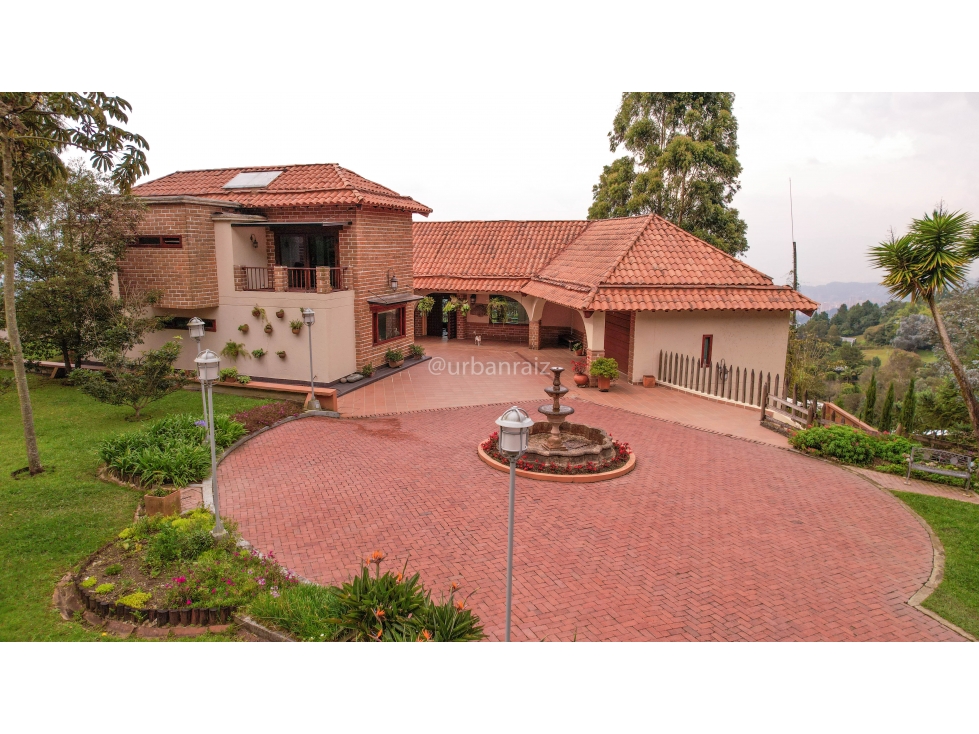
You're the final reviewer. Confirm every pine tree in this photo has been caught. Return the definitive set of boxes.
[862,373,878,424]
[899,378,917,435]
[878,382,896,432]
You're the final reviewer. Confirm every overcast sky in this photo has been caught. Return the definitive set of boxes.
[123,91,979,287]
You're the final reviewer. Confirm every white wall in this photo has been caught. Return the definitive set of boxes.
[632,310,791,385]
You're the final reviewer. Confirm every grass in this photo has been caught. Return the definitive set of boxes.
[860,346,937,367]
[894,491,979,639]
[0,369,268,641]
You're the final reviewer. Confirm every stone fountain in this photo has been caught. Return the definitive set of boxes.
[538,367,575,448]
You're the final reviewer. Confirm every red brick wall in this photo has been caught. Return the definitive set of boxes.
[466,321,529,343]
[119,202,231,308]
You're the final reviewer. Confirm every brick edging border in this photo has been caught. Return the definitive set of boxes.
[476,445,636,483]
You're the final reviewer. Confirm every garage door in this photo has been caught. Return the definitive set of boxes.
[604,311,632,375]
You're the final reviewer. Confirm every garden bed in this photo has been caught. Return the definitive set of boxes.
[478,431,634,482]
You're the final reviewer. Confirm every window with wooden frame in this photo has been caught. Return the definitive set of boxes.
[130,235,183,248]
[700,335,713,368]
[372,305,405,345]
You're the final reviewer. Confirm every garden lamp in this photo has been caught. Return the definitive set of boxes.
[188,317,209,424]
[194,349,227,539]
[301,308,320,410]
[494,405,534,641]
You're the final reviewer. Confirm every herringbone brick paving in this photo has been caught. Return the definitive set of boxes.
[219,400,961,641]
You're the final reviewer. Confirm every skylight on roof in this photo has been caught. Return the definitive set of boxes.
[223,171,283,189]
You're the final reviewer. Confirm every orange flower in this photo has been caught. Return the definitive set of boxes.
[374,608,386,619]
[395,573,403,583]
[454,599,466,611]
[450,582,459,592]
[417,629,432,641]
[369,550,386,564]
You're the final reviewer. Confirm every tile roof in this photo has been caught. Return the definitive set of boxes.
[415,215,819,314]
[413,276,530,293]
[132,163,432,215]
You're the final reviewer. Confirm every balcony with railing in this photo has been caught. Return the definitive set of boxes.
[235,265,350,294]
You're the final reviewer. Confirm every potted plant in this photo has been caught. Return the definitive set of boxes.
[416,296,434,315]
[385,348,405,368]
[290,319,303,335]
[275,309,285,319]
[144,486,180,517]
[276,350,286,359]
[221,341,248,361]
[236,374,251,385]
[571,359,589,387]
[408,343,425,358]
[459,302,471,317]
[361,362,375,377]
[251,348,266,358]
[218,367,239,383]
[252,305,264,319]
[264,323,273,334]
[238,323,249,334]
[571,341,585,356]
[589,357,619,392]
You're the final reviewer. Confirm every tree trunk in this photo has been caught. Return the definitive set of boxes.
[62,344,72,375]
[1,136,43,474]
[928,294,979,446]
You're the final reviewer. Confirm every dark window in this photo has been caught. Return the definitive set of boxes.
[274,229,339,269]
[131,235,182,248]
[700,335,713,367]
[373,307,405,344]
[488,295,528,325]
[161,316,216,332]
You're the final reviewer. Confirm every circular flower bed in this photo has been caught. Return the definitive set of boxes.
[480,431,633,476]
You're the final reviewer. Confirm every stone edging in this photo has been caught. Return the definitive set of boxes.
[838,466,975,642]
[477,445,636,483]
[233,613,296,642]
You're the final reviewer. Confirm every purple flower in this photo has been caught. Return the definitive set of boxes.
[195,420,207,428]
[258,578,266,586]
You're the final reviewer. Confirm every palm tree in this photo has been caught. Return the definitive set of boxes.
[869,207,979,445]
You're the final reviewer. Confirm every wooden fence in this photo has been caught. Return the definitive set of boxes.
[657,350,781,408]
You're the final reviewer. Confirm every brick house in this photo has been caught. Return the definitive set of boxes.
[124,161,817,393]
[124,164,429,384]
[412,215,818,387]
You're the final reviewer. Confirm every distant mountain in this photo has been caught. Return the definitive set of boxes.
[798,282,897,311]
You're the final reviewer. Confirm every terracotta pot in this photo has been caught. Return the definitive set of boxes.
[597,376,611,392]
[642,375,656,388]
[292,328,301,335]
[264,324,273,333]
[277,352,286,359]
[575,349,585,356]
[144,488,181,517]
[388,359,404,368]
[275,310,285,319]
[239,324,249,333]
[573,373,589,387]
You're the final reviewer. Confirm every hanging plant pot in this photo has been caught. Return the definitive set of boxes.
[276,309,285,319]
[276,351,286,359]
[292,328,301,335]
[251,307,262,318]
[264,323,273,334]
[238,324,249,334]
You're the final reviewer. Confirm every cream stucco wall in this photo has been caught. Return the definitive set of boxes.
[632,310,791,385]
[134,221,357,384]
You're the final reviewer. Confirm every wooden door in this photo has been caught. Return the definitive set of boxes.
[604,311,632,375]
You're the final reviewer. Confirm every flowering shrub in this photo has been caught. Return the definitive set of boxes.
[160,547,299,609]
[570,360,587,376]
[481,431,632,475]
[230,401,302,432]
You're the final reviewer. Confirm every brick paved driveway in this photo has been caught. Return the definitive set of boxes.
[219,401,961,641]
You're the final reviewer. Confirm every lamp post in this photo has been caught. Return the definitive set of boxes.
[495,405,534,641]
[187,317,208,424]
[194,349,227,539]
[301,307,319,410]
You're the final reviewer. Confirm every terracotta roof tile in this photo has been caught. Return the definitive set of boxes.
[590,286,819,313]
[132,163,432,214]
[413,276,529,293]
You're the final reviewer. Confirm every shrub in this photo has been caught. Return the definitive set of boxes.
[116,591,152,609]
[236,375,251,385]
[385,348,404,363]
[142,509,218,573]
[80,576,97,588]
[408,343,425,358]
[789,425,917,466]
[231,402,303,432]
[95,583,115,594]
[589,357,619,379]
[105,563,123,576]
[218,367,239,382]
[361,362,375,377]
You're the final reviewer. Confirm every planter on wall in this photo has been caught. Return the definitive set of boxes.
[238,324,249,334]
[144,488,180,517]
[264,324,273,334]
[292,328,301,335]
[276,310,285,319]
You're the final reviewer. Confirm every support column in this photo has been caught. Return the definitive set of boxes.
[528,320,541,350]
[579,310,605,387]
[273,265,288,292]
[233,266,246,292]
[315,266,332,294]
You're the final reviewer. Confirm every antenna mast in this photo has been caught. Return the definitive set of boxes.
[790,178,798,325]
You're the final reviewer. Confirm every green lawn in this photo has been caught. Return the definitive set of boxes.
[860,346,937,367]
[895,491,979,639]
[0,370,267,641]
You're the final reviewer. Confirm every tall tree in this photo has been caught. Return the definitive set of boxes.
[878,382,896,432]
[588,93,748,256]
[0,93,149,475]
[870,207,979,447]
[6,161,154,373]
[862,372,878,424]
[898,378,917,436]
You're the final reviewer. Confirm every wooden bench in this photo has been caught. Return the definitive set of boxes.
[906,446,975,491]
[557,332,580,351]
[37,360,109,379]
[221,379,338,412]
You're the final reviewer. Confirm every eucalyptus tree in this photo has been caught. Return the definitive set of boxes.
[0,93,148,475]
[870,208,979,445]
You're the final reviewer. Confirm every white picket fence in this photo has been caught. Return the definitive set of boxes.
[657,350,781,408]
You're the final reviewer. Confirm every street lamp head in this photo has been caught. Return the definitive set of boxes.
[495,405,534,456]
[301,307,315,326]
[187,316,206,341]
[194,349,220,383]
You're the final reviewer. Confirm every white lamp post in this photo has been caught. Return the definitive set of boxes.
[194,349,227,539]
[187,317,208,424]
[301,307,319,410]
[495,405,534,641]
